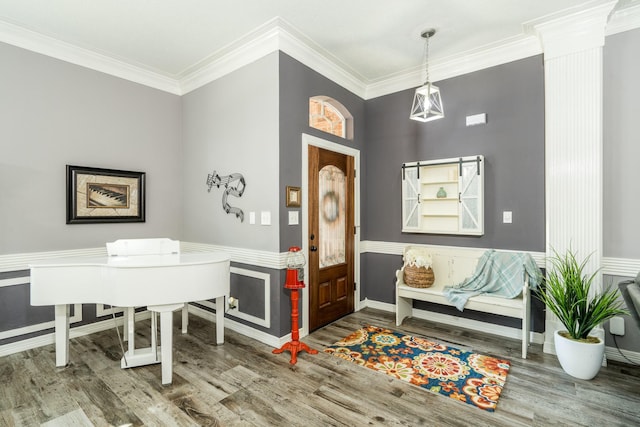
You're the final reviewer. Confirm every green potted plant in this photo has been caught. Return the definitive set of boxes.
[536,248,629,380]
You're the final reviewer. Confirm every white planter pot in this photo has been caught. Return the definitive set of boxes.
[554,330,605,380]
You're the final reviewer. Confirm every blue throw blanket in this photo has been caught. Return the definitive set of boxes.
[443,250,542,311]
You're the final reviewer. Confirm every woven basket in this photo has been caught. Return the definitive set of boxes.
[403,265,435,288]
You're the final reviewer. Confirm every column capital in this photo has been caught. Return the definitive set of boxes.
[526,1,617,59]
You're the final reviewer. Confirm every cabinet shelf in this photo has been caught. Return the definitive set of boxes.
[422,197,458,201]
[421,180,458,185]
[422,214,458,217]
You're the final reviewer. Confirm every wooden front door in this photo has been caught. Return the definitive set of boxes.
[308,146,355,331]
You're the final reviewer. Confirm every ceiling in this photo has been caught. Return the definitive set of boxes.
[0,0,638,93]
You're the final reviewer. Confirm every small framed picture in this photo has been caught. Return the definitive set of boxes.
[286,186,301,207]
[66,165,146,224]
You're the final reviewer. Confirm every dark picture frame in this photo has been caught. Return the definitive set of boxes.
[286,186,301,207]
[66,165,146,224]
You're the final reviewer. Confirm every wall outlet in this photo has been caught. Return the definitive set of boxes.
[610,316,625,336]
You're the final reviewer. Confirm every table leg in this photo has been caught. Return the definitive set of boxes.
[215,296,224,345]
[151,310,157,355]
[159,310,173,385]
[181,303,188,334]
[127,307,135,355]
[54,304,70,367]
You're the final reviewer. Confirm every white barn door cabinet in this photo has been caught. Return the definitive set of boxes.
[402,155,484,236]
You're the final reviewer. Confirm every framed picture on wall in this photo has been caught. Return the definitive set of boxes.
[286,186,301,207]
[66,165,146,224]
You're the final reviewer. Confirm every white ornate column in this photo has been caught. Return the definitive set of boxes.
[531,1,617,354]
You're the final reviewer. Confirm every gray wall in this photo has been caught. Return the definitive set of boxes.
[3,26,639,351]
[603,26,640,352]
[181,53,280,252]
[0,42,183,254]
[277,52,366,332]
[181,53,285,335]
[364,55,546,252]
[603,274,640,353]
[278,52,366,252]
[604,28,640,259]
[0,270,50,335]
[361,56,546,332]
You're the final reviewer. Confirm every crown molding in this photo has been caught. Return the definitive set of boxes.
[526,1,617,59]
[274,19,368,98]
[365,34,542,100]
[0,20,181,95]
[178,18,282,95]
[179,17,367,97]
[607,2,640,35]
[2,5,640,100]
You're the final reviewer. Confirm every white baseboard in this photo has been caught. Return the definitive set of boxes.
[0,311,151,357]
[363,299,395,313]
[362,298,544,345]
[5,301,639,370]
[0,331,56,357]
[0,303,289,359]
[605,346,640,365]
[188,304,289,348]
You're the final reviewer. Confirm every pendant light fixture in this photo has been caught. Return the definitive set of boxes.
[410,29,444,122]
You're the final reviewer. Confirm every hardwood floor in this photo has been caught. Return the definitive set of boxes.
[1,308,639,426]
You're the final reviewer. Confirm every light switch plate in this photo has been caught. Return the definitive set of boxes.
[260,211,271,225]
[249,212,255,225]
[503,211,512,224]
[288,211,299,225]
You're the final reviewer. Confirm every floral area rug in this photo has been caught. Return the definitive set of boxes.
[324,325,511,411]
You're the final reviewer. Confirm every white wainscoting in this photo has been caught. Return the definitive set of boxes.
[0,243,280,356]
[361,240,547,267]
[0,276,31,288]
[0,303,82,343]
[96,304,124,318]
[0,275,83,343]
[361,240,640,365]
[1,241,638,360]
[364,299,545,345]
[197,266,271,329]
[0,247,107,273]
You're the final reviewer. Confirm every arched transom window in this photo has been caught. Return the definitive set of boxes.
[309,96,353,140]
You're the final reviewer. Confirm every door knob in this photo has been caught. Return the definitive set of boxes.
[310,246,318,252]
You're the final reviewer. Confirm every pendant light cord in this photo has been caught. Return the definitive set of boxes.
[424,33,431,85]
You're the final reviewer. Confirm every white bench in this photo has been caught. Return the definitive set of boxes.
[395,246,532,358]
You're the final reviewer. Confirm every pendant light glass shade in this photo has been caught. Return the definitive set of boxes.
[410,82,444,122]
[410,29,444,122]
